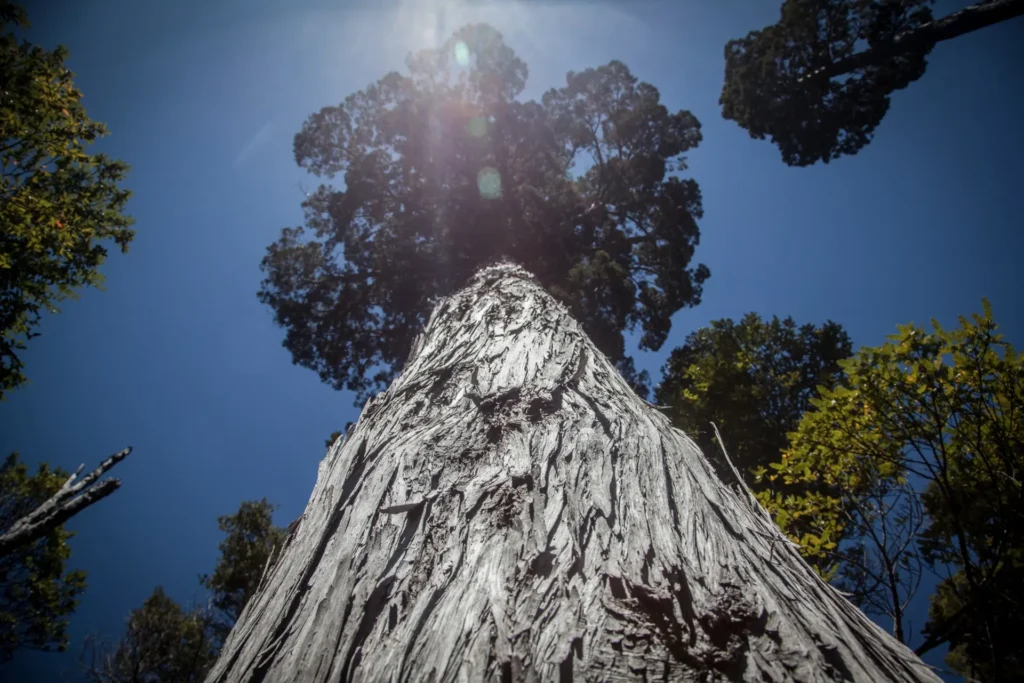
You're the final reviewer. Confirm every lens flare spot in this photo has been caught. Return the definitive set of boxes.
[468,116,488,138]
[477,168,501,199]
[453,41,470,67]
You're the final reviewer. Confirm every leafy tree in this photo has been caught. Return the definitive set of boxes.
[259,23,709,405]
[764,300,1024,680]
[760,426,925,644]
[82,499,286,680]
[1,1,135,397]
[199,498,287,644]
[0,453,86,662]
[81,587,217,683]
[655,313,851,488]
[720,0,1024,166]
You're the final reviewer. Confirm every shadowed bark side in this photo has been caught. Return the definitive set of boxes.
[206,262,940,682]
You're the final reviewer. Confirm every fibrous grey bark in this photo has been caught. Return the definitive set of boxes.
[207,263,939,682]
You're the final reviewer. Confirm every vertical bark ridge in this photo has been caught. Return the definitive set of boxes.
[207,261,941,682]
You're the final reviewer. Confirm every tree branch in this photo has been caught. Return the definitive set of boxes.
[0,447,133,557]
[914,602,967,657]
[799,0,1024,84]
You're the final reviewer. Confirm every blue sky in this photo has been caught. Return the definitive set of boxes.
[3,0,1022,680]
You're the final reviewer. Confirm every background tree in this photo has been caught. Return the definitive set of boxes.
[258,23,709,405]
[81,498,286,681]
[720,0,1024,166]
[654,313,851,488]
[81,587,216,683]
[763,300,1024,681]
[0,0,135,397]
[199,498,287,645]
[0,453,86,662]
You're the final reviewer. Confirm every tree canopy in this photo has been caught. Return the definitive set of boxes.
[82,587,217,683]
[655,313,851,488]
[259,23,709,404]
[0,1,135,397]
[720,0,1024,166]
[199,498,287,644]
[762,300,1024,680]
[0,453,86,662]
[82,498,287,680]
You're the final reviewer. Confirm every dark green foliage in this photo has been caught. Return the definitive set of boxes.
[325,431,342,449]
[259,24,708,404]
[83,499,286,680]
[199,498,287,644]
[82,587,217,683]
[0,453,86,661]
[721,0,934,165]
[325,423,354,449]
[0,1,135,396]
[925,568,1024,683]
[655,313,851,488]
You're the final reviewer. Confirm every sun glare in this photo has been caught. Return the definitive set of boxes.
[453,40,471,66]
[386,0,535,54]
[377,0,543,201]
[477,167,502,199]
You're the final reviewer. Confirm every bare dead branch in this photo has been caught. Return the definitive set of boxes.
[0,447,133,557]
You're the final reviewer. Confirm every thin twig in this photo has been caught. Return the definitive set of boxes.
[710,422,767,518]
[709,422,805,572]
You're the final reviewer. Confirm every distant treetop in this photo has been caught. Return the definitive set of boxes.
[258,24,710,404]
[720,0,1024,166]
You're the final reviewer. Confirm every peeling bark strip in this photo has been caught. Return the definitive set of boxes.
[207,263,939,682]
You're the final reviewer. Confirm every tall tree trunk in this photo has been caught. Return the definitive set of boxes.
[206,263,939,682]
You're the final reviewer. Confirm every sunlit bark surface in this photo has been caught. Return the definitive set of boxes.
[206,262,940,682]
